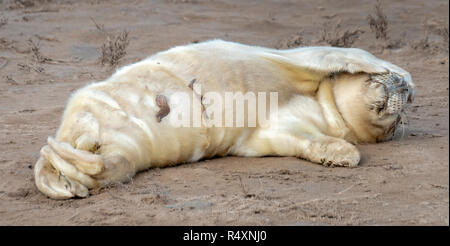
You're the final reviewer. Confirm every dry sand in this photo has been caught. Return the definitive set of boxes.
[0,0,448,225]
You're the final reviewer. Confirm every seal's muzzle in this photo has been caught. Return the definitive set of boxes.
[370,72,413,115]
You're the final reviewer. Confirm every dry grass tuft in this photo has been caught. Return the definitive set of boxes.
[367,1,406,51]
[90,17,130,67]
[385,38,405,50]
[100,30,130,67]
[319,22,364,48]
[412,22,449,54]
[435,26,449,47]
[276,32,310,49]
[27,38,53,63]
[367,0,388,40]
[9,0,52,9]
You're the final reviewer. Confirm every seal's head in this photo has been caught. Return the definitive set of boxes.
[333,72,414,143]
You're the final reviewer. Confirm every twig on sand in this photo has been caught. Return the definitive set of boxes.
[0,57,8,70]
[234,175,255,198]
[337,183,358,195]
[27,38,79,64]
[89,16,106,33]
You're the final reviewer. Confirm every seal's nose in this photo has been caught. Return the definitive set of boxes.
[371,72,412,114]
[393,76,414,105]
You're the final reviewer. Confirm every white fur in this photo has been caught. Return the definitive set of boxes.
[34,40,414,199]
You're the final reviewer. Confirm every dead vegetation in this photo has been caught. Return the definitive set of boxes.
[276,32,310,49]
[366,0,406,51]
[8,0,52,9]
[384,38,405,50]
[0,15,7,28]
[17,62,45,74]
[0,38,16,50]
[277,23,364,49]
[367,0,388,40]
[90,17,130,67]
[278,1,408,50]
[100,31,130,67]
[0,57,8,70]
[34,34,60,43]
[27,38,53,63]
[1,38,34,54]
[412,24,449,54]
[26,37,77,64]
[90,16,105,33]
[167,0,199,3]
[412,29,432,51]
[318,21,364,48]
[5,74,18,85]
[436,26,449,45]
[428,22,449,51]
